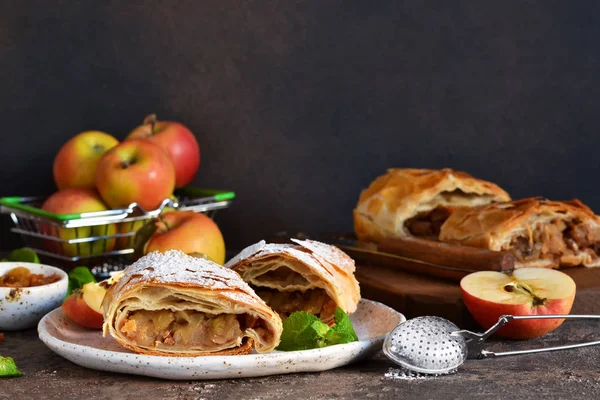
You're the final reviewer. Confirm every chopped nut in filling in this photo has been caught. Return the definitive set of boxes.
[503,219,600,266]
[254,287,337,321]
[118,310,258,348]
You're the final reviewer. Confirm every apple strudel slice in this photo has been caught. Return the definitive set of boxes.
[102,250,283,356]
[439,197,600,269]
[224,239,361,324]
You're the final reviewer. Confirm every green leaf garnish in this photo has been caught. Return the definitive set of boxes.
[4,248,40,264]
[0,357,23,378]
[276,308,358,351]
[324,307,359,344]
[276,312,327,351]
[64,266,96,300]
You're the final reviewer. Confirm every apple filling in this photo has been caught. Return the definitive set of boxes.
[403,190,502,239]
[404,207,452,239]
[254,287,337,321]
[118,309,263,349]
[503,219,600,267]
[245,263,338,321]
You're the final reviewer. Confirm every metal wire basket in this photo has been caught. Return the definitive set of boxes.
[0,187,234,271]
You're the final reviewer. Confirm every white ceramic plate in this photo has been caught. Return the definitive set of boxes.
[38,299,404,380]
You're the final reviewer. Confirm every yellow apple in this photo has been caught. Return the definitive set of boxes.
[53,131,119,190]
[41,188,117,257]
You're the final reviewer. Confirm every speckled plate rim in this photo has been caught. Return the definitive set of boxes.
[38,299,404,380]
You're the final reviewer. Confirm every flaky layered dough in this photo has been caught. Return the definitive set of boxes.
[353,168,511,243]
[224,239,361,324]
[102,250,283,356]
[439,198,600,269]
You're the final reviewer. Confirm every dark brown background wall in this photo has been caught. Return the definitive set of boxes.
[0,1,599,251]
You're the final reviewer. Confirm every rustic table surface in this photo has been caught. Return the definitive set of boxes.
[2,314,600,400]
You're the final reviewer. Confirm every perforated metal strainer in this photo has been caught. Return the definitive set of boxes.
[383,314,600,375]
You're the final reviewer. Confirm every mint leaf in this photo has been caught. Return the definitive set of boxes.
[328,308,359,342]
[65,266,96,299]
[276,308,358,351]
[277,311,329,351]
[0,357,23,378]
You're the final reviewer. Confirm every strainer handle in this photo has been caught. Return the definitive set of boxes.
[479,314,600,358]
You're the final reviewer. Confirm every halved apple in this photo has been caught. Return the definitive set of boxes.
[460,268,576,339]
[62,271,124,329]
[62,283,105,329]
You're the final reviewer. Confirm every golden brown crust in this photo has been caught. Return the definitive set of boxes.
[439,197,600,268]
[114,337,255,357]
[353,168,511,243]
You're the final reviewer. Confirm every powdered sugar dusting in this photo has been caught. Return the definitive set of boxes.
[291,239,357,273]
[223,240,267,269]
[384,367,447,380]
[230,243,335,280]
[112,250,255,296]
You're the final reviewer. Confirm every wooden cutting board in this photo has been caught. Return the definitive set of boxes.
[356,263,600,330]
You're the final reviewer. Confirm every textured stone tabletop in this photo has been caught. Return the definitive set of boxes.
[2,316,600,400]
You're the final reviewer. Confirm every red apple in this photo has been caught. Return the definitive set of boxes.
[143,210,225,265]
[95,139,176,211]
[53,131,119,190]
[62,272,124,329]
[461,268,576,340]
[126,114,200,188]
[62,282,106,329]
[41,188,117,257]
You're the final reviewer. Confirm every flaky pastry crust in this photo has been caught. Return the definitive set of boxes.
[353,168,511,243]
[439,197,600,269]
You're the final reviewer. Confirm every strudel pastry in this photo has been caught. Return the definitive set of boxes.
[224,239,360,324]
[439,197,600,269]
[353,168,511,242]
[102,250,283,356]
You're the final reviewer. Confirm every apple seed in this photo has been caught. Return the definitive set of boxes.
[503,282,546,307]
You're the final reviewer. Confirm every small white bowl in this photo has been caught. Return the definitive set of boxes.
[0,262,68,331]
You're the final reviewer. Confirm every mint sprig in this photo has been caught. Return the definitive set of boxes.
[0,357,23,378]
[276,308,358,351]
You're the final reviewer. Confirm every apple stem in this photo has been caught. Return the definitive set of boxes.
[143,114,157,134]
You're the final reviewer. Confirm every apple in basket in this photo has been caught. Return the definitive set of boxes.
[53,131,119,190]
[125,114,200,189]
[62,272,124,329]
[460,268,576,339]
[41,188,117,257]
[115,195,179,250]
[95,139,176,211]
[136,210,226,265]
